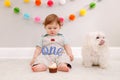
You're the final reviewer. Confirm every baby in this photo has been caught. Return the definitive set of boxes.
[30,14,74,72]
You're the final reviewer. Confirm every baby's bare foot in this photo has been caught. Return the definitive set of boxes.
[32,64,47,72]
[57,63,69,72]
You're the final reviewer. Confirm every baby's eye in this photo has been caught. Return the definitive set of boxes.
[96,36,100,39]
[48,28,52,29]
[54,28,57,29]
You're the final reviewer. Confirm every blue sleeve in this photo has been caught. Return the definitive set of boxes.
[62,35,69,45]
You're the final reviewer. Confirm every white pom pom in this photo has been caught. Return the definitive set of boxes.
[59,0,66,5]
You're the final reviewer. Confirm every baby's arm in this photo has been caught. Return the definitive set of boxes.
[30,46,42,66]
[64,44,74,61]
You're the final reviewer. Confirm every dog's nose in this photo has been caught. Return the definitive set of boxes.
[99,40,105,46]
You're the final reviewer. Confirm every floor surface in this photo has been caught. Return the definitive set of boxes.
[0,57,120,80]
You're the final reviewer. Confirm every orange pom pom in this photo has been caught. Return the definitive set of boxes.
[35,0,41,6]
[69,14,76,21]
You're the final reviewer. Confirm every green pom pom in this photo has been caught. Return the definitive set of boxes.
[14,7,20,14]
[89,2,96,9]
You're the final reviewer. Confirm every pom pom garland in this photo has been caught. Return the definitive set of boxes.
[59,0,66,5]
[34,16,41,22]
[4,0,11,7]
[35,0,41,6]
[97,0,102,2]
[89,2,96,9]
[59,17,64,23]
[24,0,30,3]
[69,14,76,21]
[23,13,30,19]
[79,9,87,16]
[13,7,20,14]
[3,0,102,24]
[3,0,75,8]
[47,0,54,7]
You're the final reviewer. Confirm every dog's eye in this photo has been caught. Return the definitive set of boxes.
[96,36,100,39]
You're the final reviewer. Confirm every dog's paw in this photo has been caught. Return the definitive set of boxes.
[83,62,92,68]
[99,64,107,69]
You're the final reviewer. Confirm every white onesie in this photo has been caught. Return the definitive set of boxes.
[35,33,70,66]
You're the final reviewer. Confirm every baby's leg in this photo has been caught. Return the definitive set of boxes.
[57,54,71,72]
[57,63,70,72]
[31,63,47,72]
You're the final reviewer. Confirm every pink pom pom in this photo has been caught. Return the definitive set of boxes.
[47,0,54,7]
[34,16,40,22]
[59,17,64,23]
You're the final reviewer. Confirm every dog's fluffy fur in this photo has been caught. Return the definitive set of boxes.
[82,32,109,68]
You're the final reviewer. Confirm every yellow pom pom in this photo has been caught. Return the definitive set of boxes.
[79,9,87,16]
[4,0,11,7]
[24,0,30,3]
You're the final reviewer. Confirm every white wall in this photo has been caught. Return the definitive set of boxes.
[0,0,120,47]
[0,47,120,59]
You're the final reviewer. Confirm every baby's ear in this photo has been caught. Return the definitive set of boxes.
[60,22,63,27]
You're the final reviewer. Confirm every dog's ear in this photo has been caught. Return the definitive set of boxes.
[84,32,98,50]
[84,33,92,48]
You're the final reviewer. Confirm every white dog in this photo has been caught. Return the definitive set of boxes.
[82,32,109,68]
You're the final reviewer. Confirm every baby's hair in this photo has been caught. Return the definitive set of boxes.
[43,14,62,27]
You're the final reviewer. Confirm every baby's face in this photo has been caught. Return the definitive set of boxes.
[45,22,61,36]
